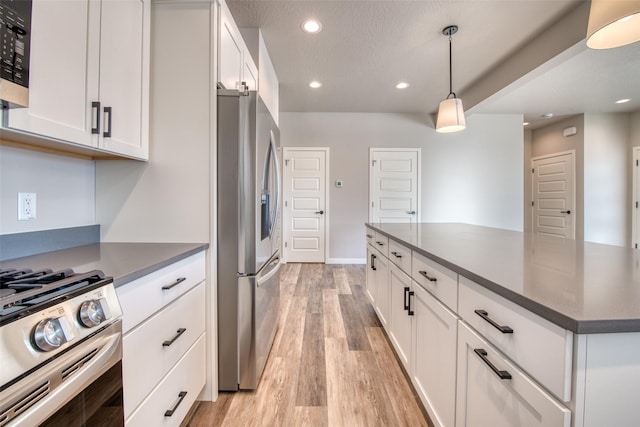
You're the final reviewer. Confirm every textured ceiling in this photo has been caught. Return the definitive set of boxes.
[226,0,585,116]
[228,0,639,127]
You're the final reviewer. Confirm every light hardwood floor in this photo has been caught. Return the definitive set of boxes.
[186,264,432,427]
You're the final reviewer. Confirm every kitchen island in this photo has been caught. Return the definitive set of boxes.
[366,222,640,427]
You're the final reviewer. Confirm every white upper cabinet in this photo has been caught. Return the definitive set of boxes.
[5,0,150,160]
[218,1,257,91]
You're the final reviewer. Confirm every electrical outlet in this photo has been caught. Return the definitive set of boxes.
[18,192,37,220]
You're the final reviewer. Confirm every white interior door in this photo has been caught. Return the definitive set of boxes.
[369,148,420,223]
[283,148,328,263]
[532,151,575,239]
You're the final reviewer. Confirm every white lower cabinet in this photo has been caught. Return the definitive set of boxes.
[116,251,207,426]
[456,322,571,427]
[126,334,206,427]
[374,252,390,327]
[366,246,378,303]
[389,264,413,370]
[412,283,458,427]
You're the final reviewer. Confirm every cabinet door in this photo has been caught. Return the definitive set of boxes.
[243,55,258,91]
[374,253,390,328]
[6,0,99,147]
[412,283,457,427]
[389,264,412,370]
[98,0,149,159]
[218,2,242,90]
[456,323,571,427]
[365,246,377,303]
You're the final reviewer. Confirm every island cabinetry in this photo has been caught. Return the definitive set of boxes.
[388,264,413,369]
[5,0,150,160]
[456,322,571,427]
[411,280,458,427]
[116,251,206,426]
[388,238,412,274]
[365,228,390,327]
[458,277,572,402]
[412,251,458,312]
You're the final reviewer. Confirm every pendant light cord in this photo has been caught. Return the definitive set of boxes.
[448,32,455,99]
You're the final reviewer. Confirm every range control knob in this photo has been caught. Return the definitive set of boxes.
[78,298,111,328]
[33,317,75,352]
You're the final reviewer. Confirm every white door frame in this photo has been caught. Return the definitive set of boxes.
[282,147,330,263]
[368,147,421,223]
[632,147,640,249]
[530,150,576,238]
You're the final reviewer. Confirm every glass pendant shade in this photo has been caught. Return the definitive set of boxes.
[436,97,466,133]
[587,0,640,49]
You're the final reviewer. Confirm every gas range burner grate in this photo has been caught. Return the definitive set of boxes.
[0,268,109,324]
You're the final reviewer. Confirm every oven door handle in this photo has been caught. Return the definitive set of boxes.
[6,322,122,427]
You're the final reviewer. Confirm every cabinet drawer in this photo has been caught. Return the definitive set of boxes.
[373,233,389,258]
[126,334,206,426]
[117,251,205,334]
[456,323,570,427]
[365,228,376,246]
[388,239,412,274]
[123,282,206,418]
[458,277,572,401]
[412,252,458,312]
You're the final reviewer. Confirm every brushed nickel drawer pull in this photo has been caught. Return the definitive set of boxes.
[474,309,513,334]
[162,328,186,347]
[418,270,437,282]
[474,348,512,380]
[162,277,186,290]
[164,391,187,417]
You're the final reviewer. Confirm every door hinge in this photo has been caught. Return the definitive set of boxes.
[636,159,638,167]
[636,201,638,209]
[371,201,374,207]
[531,201,534,207]
[531,168,534,173]
[285,241,288,248]
[285,200,288,207]
[636,243,638,249]
[372,160,376,167]
[285,159,289,166]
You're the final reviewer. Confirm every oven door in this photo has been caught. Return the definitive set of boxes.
[0,320,123,427]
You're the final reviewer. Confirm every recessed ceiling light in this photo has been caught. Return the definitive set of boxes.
[302,19,322,34]
[309,81,322,89]
[396,82,410,89]
[523,122,530,126]
[541,113,554,119]
[616,98,631,104]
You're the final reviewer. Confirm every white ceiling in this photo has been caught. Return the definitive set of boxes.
[227,0,639,128]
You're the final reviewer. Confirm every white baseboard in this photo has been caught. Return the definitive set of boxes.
[327,258,366,265]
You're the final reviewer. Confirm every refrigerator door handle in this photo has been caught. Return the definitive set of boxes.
[257,256,281,287]
[269,133,281,240]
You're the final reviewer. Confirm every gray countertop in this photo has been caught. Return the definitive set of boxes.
[0,242,209,287]
[366,222,640,334]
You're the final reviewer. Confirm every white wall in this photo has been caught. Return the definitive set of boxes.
[0,146,95,234]
[584,113,631,247]
[280,112,524,261]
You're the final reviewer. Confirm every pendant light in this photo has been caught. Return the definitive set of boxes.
[436,25,466,133]
[587,0,640,49]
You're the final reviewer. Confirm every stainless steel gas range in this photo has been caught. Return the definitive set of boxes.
[0,267,124,426]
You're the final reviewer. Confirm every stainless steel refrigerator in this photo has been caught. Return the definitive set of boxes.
[217,89,281,390]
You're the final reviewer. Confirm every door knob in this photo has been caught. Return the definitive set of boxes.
[315,210,324,215]
[561,210,571,214]
[407,211,416,215]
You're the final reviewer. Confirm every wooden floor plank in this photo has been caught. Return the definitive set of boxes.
[323,289,346,339]
[273,296,307,358]
[350,283,382,328]
[296,311,327,406]
[338,294,372,351]
[332,265,353,295]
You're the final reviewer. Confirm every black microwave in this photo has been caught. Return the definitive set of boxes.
[0,0,31,107]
